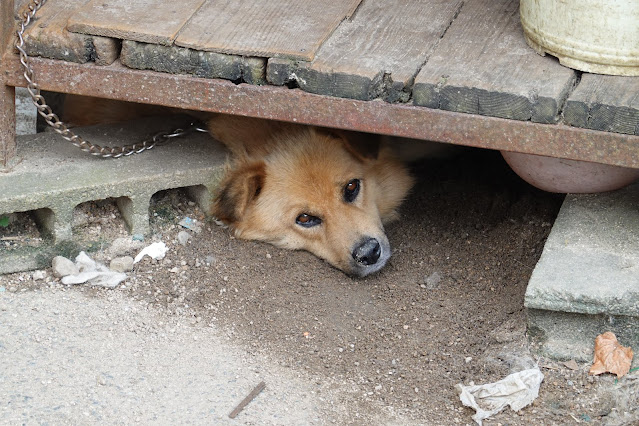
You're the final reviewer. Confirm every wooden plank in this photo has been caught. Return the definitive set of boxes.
[67,0,206,46]
[120,40,266,85]
[564,74,639,135]
[267,0,463,101]
[175,0,362,61]
[413,0,576,124]
[14,0,33,18]
[19,0,119,64]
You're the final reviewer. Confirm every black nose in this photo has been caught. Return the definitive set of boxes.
[352,238,381,266]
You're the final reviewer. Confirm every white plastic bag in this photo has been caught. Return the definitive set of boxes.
[457,367,544,425]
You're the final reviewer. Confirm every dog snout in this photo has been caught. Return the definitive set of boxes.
[352,238,381,266]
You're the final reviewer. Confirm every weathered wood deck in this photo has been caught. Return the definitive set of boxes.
[2,0,638,168]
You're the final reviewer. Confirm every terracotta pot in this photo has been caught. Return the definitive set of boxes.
[501,151,639,193]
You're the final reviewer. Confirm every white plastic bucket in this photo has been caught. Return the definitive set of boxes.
[520,0,639,76]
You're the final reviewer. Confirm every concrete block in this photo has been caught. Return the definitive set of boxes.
[525,182,639,363]
[15,88,37,136]
[0,116,227,275]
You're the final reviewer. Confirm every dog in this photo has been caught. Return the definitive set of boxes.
[206,115,414,276]
[61,95,415,276]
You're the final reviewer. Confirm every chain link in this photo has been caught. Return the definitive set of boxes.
[15,0,206,158]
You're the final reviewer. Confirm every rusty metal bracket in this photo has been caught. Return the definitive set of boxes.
[1,0,16,167]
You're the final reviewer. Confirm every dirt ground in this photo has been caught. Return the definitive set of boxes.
[2,148,638,425]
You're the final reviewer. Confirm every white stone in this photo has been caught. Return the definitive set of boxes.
[110,256,134,273]
[106,237,145,258]
[32,270,46,281]
[177,231,191,246]
[52,256,79,278]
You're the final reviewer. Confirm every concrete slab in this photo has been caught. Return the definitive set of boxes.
[15,88,37,136]
[0,288,335,424]
[525,183,639,363]
[0,116,227,274]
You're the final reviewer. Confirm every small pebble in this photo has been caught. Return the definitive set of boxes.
[422,272,442,290]
[177,231,190,246]
[110,256,134,273]
[52,256,79,278]
[32,270,46,281]
[107,237,144,257]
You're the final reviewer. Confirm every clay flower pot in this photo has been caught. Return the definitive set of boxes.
[501,151,639,193]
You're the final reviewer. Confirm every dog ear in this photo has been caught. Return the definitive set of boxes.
[315,127,380,161]
[212,161,266,224]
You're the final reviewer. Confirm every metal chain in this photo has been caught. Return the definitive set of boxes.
[15,0,206,158]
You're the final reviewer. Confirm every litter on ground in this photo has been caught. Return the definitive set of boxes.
[59,251,127,288]
[134,242,169,264]
[457,367,544,425]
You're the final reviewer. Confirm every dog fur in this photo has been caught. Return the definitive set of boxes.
[206,115,414,276]
[62,95,414,276]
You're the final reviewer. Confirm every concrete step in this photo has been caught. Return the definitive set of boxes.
[525,183,639,365]
[0,116,226,274]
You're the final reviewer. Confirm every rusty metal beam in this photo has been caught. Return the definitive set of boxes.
[0,82,15,168]
[2,55,639,168]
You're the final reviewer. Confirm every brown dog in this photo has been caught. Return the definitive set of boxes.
[62,95,414,276]
[207,115,414,276]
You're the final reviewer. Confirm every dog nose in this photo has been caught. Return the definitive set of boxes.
[352,238,381,266]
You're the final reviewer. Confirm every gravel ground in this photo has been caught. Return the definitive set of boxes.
[2,149,638,425]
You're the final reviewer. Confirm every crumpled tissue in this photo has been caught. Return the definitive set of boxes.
[457,367,544,425]
[134,242,168,264]
[61,251,127,288]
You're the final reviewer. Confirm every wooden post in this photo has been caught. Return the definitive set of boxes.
[1,0,17,168]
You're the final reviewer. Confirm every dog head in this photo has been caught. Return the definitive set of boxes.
[212,127,412,277]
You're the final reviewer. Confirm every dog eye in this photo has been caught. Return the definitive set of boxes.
[343,179,360,203]
[296,213,322,228]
